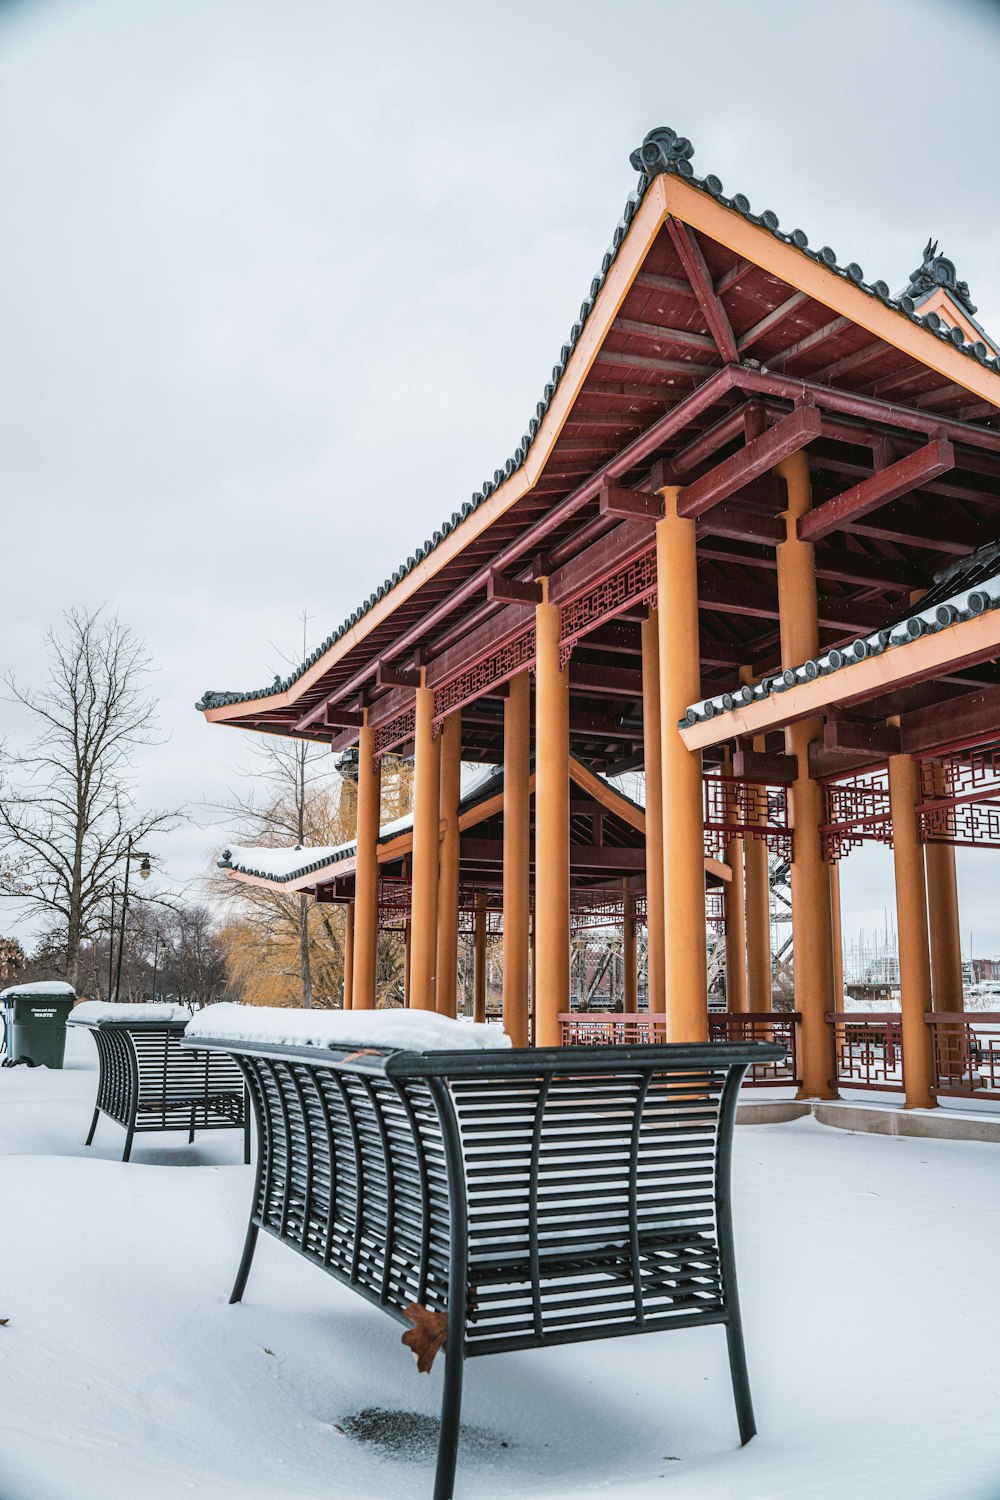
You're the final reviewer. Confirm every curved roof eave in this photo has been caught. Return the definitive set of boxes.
[199,126,1000,724]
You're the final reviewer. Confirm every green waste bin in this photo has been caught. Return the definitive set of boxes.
[1,984,76,1068]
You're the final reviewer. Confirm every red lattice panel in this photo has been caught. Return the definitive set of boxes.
[558,547,656,667]
[569,887,647,930]
[373,708,415,764]
[820,767,892,862]
[918,745,1000,849]
[706,888,725,927]
[928,1012,1000,1100]
[827,1012,904,1091]
[432,625,535,727]
[703,775,791,862]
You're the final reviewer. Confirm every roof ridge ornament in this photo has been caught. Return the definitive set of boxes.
[903,237,978,316]
[629,126,695,183]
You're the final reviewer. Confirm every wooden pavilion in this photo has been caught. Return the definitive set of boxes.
[199,125,1000,1108]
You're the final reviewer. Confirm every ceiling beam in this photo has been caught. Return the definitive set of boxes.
[799,438,956,542]
[614,317,718,353]
[665,218,739,363]
[678,405,823,518]
[901,684,1000,757]
[593,350,715,379]
[738,292,810,354]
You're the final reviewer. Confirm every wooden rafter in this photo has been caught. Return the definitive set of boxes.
[665,218,739,363]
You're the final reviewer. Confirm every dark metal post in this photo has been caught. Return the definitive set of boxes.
[107,885,116,1000]
[113,840,133,1002]
[151,932,160,1003]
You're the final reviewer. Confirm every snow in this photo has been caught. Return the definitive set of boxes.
[186,1003,512,1052]
[3,1029,1000,1500]
[0,980,75,998]
[69,1000,192,1025]
[224,767,502,883]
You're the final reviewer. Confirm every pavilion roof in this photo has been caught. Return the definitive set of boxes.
[198,125,1000,765]
[219,757,647,891]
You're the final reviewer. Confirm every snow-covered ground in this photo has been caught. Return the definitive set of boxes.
[2,1030,999,1500]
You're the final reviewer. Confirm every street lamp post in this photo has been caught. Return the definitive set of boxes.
[107,885,116,1001]
[112,838,152,1002]
[151,931,161,1003]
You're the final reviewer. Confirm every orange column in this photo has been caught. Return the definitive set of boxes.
[723,749,748,1013]
[409,678,440,1011]
[623,888,638,1013]
[502,670,531,1046]
[343,902,355,1011]
[404,918,411,1005]
[641,609,666,1013]
[925,766,964,1011]
[435,710,462,1017]
[740,671,772,1012]
[830,860,845,1008]
[473,891,488,1023]
[352,716,381,1010]
[776,452,837,1098]
[888,753,936,1109]
[534,587,570,1046]
[656,488,708,1041]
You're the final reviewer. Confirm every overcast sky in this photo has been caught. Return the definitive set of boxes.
[2,0,1000,962]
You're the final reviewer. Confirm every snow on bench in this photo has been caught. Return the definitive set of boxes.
[185,1002,512,1053]
[70,1001,192,1025]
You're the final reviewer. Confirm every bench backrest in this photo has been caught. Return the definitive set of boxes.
[224,1042,774,1354]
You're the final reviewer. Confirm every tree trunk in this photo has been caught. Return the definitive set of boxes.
[300,892,313,1008]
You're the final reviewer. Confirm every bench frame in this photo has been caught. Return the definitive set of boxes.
[189,1036,779,1500]
[71,1017,250,1164]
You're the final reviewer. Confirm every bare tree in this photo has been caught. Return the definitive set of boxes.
[213,732,349,1008]
[0,608,177,986]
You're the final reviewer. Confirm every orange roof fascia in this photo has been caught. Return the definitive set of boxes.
[656,175,1000,407]
[679,609,1000,752]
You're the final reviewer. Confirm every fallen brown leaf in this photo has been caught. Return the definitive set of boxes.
[401,1303,448,1373]
[343,1049,381,1063]
[0,1318,9,1327]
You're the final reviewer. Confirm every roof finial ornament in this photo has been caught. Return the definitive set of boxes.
[629,126,695,184]
[903,238,977,316]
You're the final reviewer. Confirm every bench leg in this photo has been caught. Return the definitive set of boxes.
[725,1315,756,1445]
[433,1340,465,1500]
[229,1221,260,1305]
[122,1121,136,1164]
[84,1108,100,1147]
[243,1110,251,1166]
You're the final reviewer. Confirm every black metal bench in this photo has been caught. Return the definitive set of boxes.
[188,1032,780,1499]
[70,1012,249,1164]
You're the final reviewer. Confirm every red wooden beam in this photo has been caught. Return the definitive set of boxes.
[678,405,823,518]
[799,438,956,542]
[738,292,810,353]
[772,315,851,370]
[598,481,662,523]
[632,270,699,298]
[486,572,543,605]
[823,717,901,756]
[665,218,739,363]
[731,366,1000,454]
[593,350,716,379]
[376,664,421,689]
[901,685,1000,757]
[615,317,718,353]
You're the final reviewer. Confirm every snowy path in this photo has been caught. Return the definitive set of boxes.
[1,1030,999,1500]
